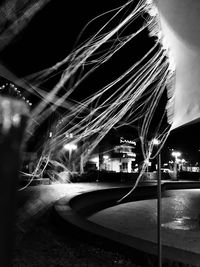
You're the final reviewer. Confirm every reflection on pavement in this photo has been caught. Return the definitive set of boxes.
[162,216,199,231]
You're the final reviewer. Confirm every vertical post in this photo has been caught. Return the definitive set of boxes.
[68,149,72,169]
[157,153,162,267]
[80,154,84,174]
[171,152,181,180]
[0,97,28,267]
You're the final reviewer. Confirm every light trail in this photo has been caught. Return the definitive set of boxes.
[0,0,176,187]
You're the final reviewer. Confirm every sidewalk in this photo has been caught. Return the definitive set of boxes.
[16,182,132,229]
[16,180,200,266]
[16,180,198,226]
[15,182,139,267]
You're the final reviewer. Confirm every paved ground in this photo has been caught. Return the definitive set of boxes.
[16,182,133,228]
[15,180,200,266]
[17,180,164,217]
[16,180,197,238]
[15,182,140,267]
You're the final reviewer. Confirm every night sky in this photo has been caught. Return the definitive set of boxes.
[1,0,132,76]
[0,0,200,164]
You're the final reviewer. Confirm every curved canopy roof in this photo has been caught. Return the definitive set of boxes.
[158,0,200,129]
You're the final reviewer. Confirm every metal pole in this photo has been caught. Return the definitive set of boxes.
[174,156,177,180]
[69,149,72,170]
[157,153,162,267]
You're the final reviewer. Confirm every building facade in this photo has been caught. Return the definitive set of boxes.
[87,136,137,173]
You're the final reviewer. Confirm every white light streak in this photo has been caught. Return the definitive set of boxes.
[0,0,176,189]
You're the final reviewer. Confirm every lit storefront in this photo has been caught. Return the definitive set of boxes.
[88,136,137,173]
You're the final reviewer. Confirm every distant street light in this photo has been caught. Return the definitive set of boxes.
[63,143,77,171]
[181,158,186,165]
[180,158,186,171]
[63,143,77,151]
[103,155,110,171]
[171,151,181,158]
[171,151,181,180]
[152,138,160,146]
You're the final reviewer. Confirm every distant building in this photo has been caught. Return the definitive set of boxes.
[87,136,137,173]
[182,166,200,172]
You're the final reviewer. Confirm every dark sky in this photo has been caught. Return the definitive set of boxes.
[0,0,200,163]
[1,0,132,76]
[0,0,153,104]
[0,0,148,99]
[164,122,200,164]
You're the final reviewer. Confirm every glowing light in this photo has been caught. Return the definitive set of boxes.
[65,133,73,138]
[1,99,12,132]
[12,113,21,127]
[152,138,160,145]
[63,143,77,151]
[148,6,159,17]
[0,97,29,134]
[172,151,181,158]
[90,157,99,163]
